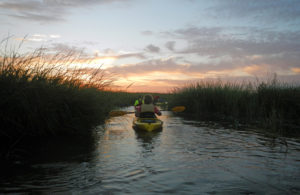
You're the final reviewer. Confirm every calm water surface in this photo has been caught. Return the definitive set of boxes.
[1,107,300,194]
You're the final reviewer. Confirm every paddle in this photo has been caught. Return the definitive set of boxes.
[109,110,135,117]
[171,106,186,113]
[109,106,186,117]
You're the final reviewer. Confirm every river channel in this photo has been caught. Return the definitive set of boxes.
[1,107,300,194]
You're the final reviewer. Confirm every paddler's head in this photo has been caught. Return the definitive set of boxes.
[143,94,153,104]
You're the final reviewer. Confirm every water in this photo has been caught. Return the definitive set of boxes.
[1,108,300,194]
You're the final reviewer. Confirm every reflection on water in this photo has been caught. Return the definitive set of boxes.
[135,129,162,150]
[1,107,300,194]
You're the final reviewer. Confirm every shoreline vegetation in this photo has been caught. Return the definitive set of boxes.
[0,40,140,161]
[168,77,300,136]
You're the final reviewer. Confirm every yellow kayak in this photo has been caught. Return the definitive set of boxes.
[133,118,163,132]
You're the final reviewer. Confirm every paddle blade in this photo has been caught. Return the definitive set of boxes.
[109,110,129,117]
[171,106,186,113]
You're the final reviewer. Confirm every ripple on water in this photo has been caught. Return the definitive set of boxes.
[1,109,300,194]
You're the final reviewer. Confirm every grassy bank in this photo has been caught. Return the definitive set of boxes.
[168,78,300,136]
[0,42,138,160]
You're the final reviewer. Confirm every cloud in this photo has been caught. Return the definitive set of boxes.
[63,55,300,92]
[291,68,300,73]
[0,0,131,23]
[0,0,66,22]
[116,53,146,60]
[49,34,61,38]
[105,58,187,76]
[165,41,176,51]
[162,26,300,61]
[0,0,44,11]
[15,34,61,42]
[95,48,147,60]
[145,44,160,53]
[103,57,248,79]
[173,26,223,40]
[48,44,147,64]
[141,30,154,36]
[7,12,65,22]
[102,52,300,82]
[208,0,300,24]
[50,43,85,53]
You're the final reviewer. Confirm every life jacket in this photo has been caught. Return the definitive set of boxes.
[141,104,154,113]
[134,99,142,106]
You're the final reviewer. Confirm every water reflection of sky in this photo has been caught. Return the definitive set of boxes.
[1,108,299,194]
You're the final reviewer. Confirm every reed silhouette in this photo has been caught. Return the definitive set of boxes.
[169,77,300,136]
[0,38,137,160]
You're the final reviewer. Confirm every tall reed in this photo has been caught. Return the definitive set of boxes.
[0,39,135,160]
[169,78,300,136]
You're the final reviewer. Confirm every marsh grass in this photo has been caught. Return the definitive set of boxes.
[169,77,300,136]
[0,39,138,160]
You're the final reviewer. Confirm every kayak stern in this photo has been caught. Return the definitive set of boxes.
[133,118,163,132]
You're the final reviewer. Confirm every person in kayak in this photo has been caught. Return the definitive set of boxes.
[134,96,143,108]
[135,94,161,118]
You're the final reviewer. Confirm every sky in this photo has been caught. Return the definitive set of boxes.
[1,0,300,92]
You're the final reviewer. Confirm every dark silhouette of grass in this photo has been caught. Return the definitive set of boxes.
[0,38,138,161]
[168,77,300,136]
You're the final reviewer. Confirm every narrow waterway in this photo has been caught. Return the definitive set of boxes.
[1,108,300,194]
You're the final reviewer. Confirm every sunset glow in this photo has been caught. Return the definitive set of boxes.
[91,57,116,68]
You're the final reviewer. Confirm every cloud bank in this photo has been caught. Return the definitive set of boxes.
[0,0,131,22]
[208,0,300,24]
